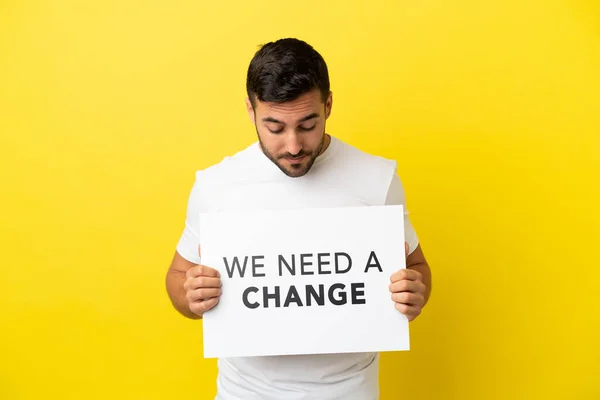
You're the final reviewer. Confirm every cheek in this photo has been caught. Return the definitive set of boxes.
[307,124,325,145]
[257,129,283,152]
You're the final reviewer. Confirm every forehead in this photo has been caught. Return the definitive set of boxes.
[255,90,323,121]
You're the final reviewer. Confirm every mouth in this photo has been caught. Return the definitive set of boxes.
[283,155,307,163]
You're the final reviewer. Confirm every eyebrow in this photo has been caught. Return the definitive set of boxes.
[262,113,319,125]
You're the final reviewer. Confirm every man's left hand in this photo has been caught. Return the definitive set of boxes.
[389,243,427,321]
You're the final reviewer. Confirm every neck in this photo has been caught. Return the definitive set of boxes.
[318,133,331,156]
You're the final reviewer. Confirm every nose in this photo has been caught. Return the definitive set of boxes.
[285,133,302,156]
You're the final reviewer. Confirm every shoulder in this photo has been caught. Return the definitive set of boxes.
[198,141,261,181]
[328,136,398,205]
[185,142,262,210]
[331,136,397,171]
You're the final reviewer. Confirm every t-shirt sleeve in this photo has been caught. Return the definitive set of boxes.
[175,172,203,265]
[385,173,420,255]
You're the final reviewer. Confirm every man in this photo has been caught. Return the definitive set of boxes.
[166,38,431,400]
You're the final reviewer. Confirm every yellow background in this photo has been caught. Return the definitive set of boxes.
[1,0,599,399]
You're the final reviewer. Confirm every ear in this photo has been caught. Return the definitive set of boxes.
[245,97,256,124]
[325,91,333,119]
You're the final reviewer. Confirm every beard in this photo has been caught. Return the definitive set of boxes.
[257,129,325,178]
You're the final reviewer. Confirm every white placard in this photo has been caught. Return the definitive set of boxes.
[198,205,410,358]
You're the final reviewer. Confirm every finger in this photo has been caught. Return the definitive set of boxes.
[405,242,409,259]
[186,264,220,279]
[187,287,222,302]
[391,292,425,307]
[190,297,219,316]
[390,268,422,283]
[389,279,425,294]
[395,303,421,321]
[184,276,222,291]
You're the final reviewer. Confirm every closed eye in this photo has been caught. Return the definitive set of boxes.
[298,124,316,132]
[265,123,284,134]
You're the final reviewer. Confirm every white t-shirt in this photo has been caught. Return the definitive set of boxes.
[176,135,419,400]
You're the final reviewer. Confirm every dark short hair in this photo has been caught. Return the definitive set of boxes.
[246,38,330,107]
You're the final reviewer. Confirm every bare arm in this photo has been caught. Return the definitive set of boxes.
[165,251,222,319]
[406,244,432,306]
[166,251,200,319]
[389,243,432,321]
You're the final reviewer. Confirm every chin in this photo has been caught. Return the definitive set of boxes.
[284,167,309,178]
[278,162,310,178]
[272,154,317,178]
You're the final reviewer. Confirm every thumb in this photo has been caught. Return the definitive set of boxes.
[405,242,409,259]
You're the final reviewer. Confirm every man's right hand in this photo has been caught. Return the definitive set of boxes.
[183,264,222,317]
